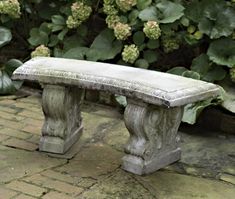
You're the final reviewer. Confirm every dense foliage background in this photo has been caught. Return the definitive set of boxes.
[0,0,235,123]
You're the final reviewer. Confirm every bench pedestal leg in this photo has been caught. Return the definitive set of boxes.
[122,100,183,175]
[39,85,84,154]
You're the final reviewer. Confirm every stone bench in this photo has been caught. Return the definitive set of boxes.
[12,57,220,175]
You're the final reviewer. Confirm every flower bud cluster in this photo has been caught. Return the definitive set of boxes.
[161,35,180,53]
[230,67,235,82]
[66,2,92,29]
[106,15,120,29]
[66,16,82,29]
[103,4,118,15]
[143,21,161,40]
[103,0,119,29]
[0,0,21,18]
[31,45,50,58]
[122,44,139,64]
[114,22,131,40]
[115,0,137,12]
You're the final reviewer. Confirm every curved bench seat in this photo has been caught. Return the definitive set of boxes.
[12,57,220,107]
[12,57,220,175]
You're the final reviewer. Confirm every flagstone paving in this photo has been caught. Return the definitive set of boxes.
[0,91,234,199]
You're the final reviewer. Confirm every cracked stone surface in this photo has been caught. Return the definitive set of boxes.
[80,170,156,199]
[0,93,235,198]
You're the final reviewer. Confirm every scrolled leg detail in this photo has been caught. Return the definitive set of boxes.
[122,99,183,175]
[39,85,84,154]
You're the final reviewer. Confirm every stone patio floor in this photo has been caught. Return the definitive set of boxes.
[0,91,235,199]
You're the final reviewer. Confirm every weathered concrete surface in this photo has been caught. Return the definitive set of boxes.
[0,145,66,184]
[56,144,122,178]
[140,171,235,199]
[0,93,235,198]
[12,57,220,107]
[80,170,156,199]
[179,130,235,178]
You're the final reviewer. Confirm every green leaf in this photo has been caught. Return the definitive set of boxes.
[137,0,152,10]
[167,67,188,76]
[119,16,128,23]
[0,71,16,95]
[195,0,235,39]
[1,15,11,23]
[128,10,139,22]
[147,39,159,49]
[184,34,198,45]
[143,50,158,63]
[133,31,145,47]
[182,99,213,124]
[184,0,203,23]
[50,24,64,32]
[63,35,86,51]
[156,0,185,24]
[115,95,127,107]
[135,59,149,69]
[86,29,123,61]
[0,27,12,48]
[180,17,189,27]
[48,35,59,47]
[138,6,158,21]
[51,15,66,25]
[182,71,200,80]
[39,23,51,34]
[202,65,227,82]
[2,60,23,92]
[220,79,235,114]
[4,59,23,76]
[28,28,49,46]
[58,28,68,41]
[77,25,88,37]
[53,48,64,57]
[207,38,235,68]
[191,54,210,76]
[63,47,88,60]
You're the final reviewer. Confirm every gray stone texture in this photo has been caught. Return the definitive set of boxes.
[122,100,183,175]
[12,57,221,175]
[12,57,220,107]
[0,145,65,184]
[39,85,84,154]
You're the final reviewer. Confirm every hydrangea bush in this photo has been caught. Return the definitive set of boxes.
[0,0,235,122]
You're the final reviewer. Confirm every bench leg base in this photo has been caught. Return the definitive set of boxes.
[122,148,181,175]
[122,100,183,175]
[40,85,84,154]
[39,126,83,154]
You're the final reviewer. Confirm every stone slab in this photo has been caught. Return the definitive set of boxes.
[12,57,220,107]
[0,187,18,199]
[179,130,235,178]
[0,146,66,183]
[56,144,122,178]
[139,171,235,199]
[3,138,38,151]
[80,170,155,199]
[5,181,47,197]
